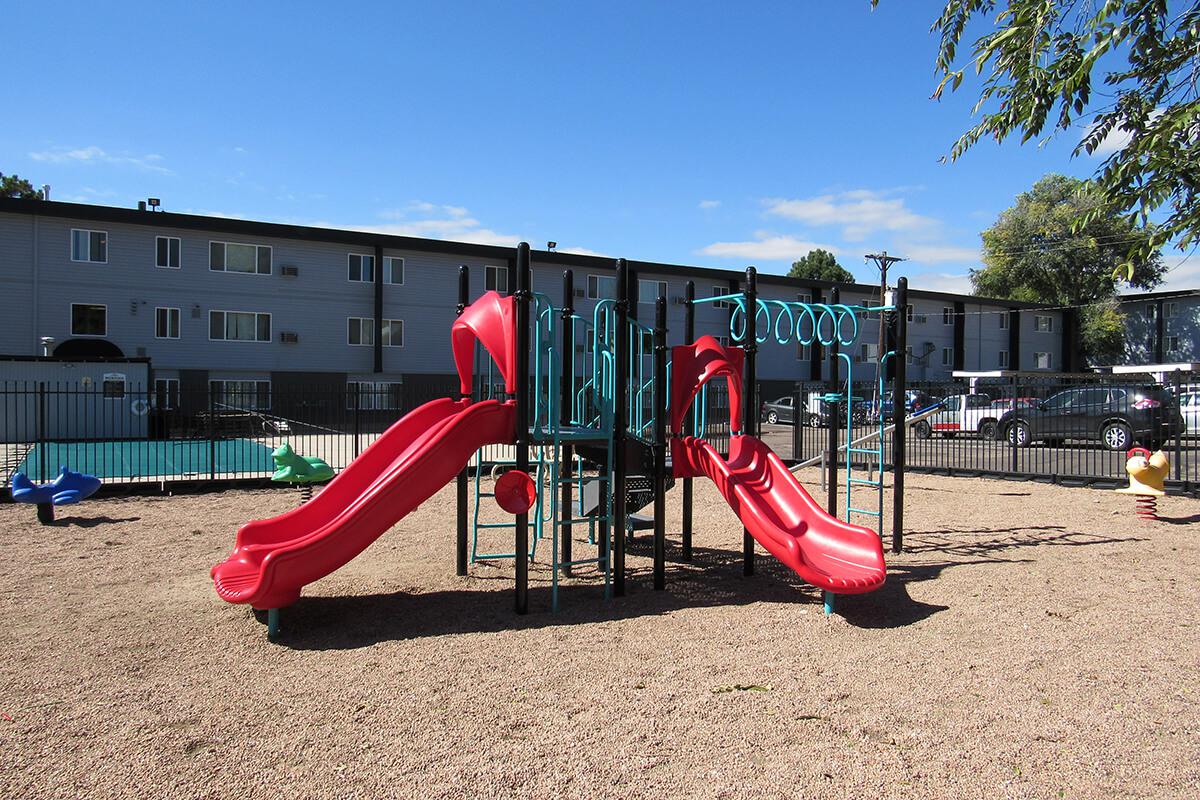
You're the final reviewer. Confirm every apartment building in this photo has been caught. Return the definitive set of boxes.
[1118,289,1200,366]
[0,198,1070,405]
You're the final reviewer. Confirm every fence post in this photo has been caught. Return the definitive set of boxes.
[352,384,361,460]
[1172,369,1183,482]
[1010,373,1019,475]
[37,382,47,484]
[208,383,216,481]
[791,382,802,463]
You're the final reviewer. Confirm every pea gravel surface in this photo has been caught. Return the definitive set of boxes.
[1,471,1197,799]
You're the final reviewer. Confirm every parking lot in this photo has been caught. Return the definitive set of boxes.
[758,423,1200,488]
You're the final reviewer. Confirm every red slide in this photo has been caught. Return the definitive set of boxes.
[211,397,515,609]
[673,434,886,594]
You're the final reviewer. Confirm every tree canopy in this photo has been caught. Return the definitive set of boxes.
[788,248,856,283]
[972,173,1166,363]
[876,1,1200,276]
[0,172,44,199]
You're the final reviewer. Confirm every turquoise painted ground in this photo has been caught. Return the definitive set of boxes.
[16,439,276,481]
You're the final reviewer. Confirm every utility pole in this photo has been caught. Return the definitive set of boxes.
[864,251,906,408]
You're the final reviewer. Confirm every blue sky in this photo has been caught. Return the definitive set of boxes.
[4,1,1193,291]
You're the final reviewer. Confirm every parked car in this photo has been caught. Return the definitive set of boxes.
[914,393,994,439]
[1178,390,1200,435]
[760,396,796,425]
[998,385,1184,450]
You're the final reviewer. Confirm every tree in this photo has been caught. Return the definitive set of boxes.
[972,174,1165,363]
[875,1,1200,276]
[1079,300,1128,366]
[788,248,855,283]
[1,172,44,199]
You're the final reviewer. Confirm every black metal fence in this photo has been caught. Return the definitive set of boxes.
[5,373,1196,494]
[757,373,1199,493]
[0,381,452,489]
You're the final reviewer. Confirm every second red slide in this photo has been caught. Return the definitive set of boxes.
[673,433,886,593]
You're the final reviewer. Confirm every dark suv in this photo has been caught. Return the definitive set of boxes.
[1000,385,1184,450]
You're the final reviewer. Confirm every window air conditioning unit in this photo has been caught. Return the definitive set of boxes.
[280,331,300,343]
[280,265,299,277]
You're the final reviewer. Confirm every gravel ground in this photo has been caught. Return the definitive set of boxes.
[1,471,1197,799]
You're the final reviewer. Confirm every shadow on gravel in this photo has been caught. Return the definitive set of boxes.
[278,539,845,650]
[270,525,1151,648]
[48,515,141,528]
[1157,513,1200,525]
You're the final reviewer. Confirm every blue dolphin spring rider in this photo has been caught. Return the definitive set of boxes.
[10,466,103,524]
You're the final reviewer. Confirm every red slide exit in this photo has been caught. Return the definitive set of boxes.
[211,397,514,609]
[674,434,886,593]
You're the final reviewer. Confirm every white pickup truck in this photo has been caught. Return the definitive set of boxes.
[914,393,999,439]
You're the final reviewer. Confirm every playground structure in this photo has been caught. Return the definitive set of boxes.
[212,243,912,637]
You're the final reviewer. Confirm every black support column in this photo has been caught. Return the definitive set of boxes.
[652,296,668,590]
[455,265,470,576]
[953,300,966,372]
[513,244,531,614]
[373,243,384,373]
[681,280,694,562]
[612,259,630,597]
[891,277,908,554]
[742,267,758,576]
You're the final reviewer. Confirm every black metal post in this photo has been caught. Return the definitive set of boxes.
[891,277,908,554]
[208,382,216,481]
[653,296,668,590]
[36,382,46,484]
[612,258,630,597]
[352,384,361,460]
[1172,368,1183,481]
[681,280,695,562]
[1010,373,1020,474]
[455,265,470,577]
[827,287,840,517]
[742,266,757,576]
[514,244,532,613]
[561,270,575,573]
[792,382,802,462]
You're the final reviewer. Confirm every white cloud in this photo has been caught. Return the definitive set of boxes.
[1157,253,1200,291]
[765,189,937,241]
[698,199,721,210]
[28,145,172,175]
[557,246,612,258]
[901,243,981,264]
[1083,109,1165,158]
[699,233,838,261]
[918,272,974,294]
[356,202,523,246]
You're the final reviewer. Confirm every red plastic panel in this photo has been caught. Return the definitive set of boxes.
[669,335,744,435]
[211,398,516,609]
[451,291,517,396]
[494,469,536,514]
[674,434,885,594]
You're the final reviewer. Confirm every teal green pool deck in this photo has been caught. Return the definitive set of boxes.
[16,439,276,481]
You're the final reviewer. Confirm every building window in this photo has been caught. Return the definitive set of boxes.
[706,285,731,309]
[210,380,270,410]
[102,372,126,400]
[797,292,812,306]
[382,319,403,347]
[999,312,1009,330]
[715,335,731,348]
[71,303,107,336]
[1034,315,1053,332]
[1035,352,1053,369]
[209,310,271,342]
[70,229,108,263]
[209,241,271,274]
[1165,302,1179,318]
[905,346,914,365]
[384,257,404,285]
[639,279,667,305]
[855,343,879,363]
[941,347,954,367]
[1148,305,1158,321]
[906,305,914,323]
[942,307,953,326]
[797,342,811,361]
[155,307,181,339]
[1166,335,1180,353]
[485,265,508,294]
[347,381,403,411]
[998,349,1010,368]
[154,378,180,410]
[348,254,375,282]
[347,317,374,346]
[587,274,615,300]
[155,236,181,269]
